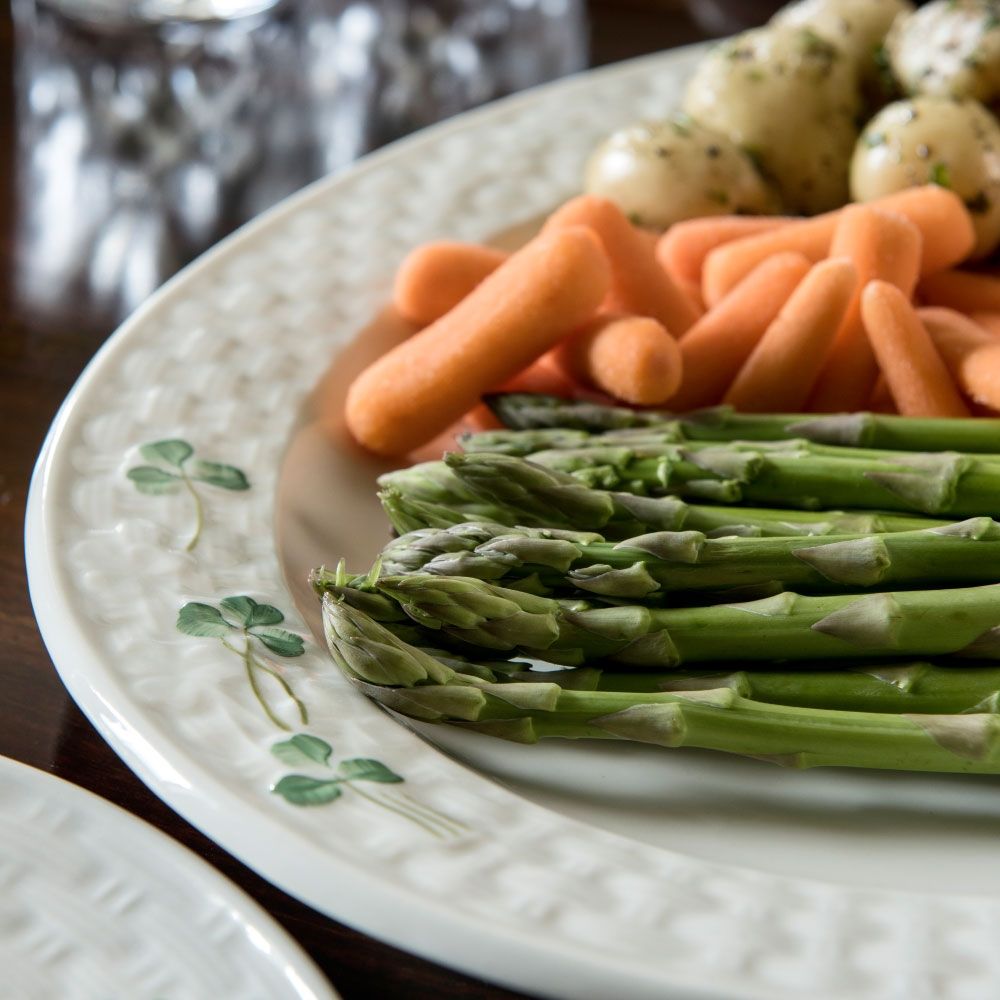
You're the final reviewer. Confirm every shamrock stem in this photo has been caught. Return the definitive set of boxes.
[222,636,291,730]
[180,471,205,552]
[344,781,448,839]
[255,659,309,725]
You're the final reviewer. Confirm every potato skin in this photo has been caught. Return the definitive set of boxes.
[583,116,777,230]
[773,0,913,80]
[682,25,861,215]
[887,0,1000,105]
[851,97,1000,256]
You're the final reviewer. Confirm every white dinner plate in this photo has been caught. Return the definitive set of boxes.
[0,756,336,1000]
[27,43,1000,1000]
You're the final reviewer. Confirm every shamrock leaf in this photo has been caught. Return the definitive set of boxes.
[140,440,193,468]
[127,467,181,495]
[252,627,305,657]
[191,460,250,491]
[272,775,342,806]
[176,602,232,638]
[219,596,284,629]
[337,758,403,784]
[271,734,333,768]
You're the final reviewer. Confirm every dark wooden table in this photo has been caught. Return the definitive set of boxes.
[0,3,767,997]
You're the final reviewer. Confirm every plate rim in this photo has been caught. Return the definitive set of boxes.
[0,755,338,1000]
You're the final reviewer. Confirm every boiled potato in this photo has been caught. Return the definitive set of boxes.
[851,96,1000,256]
[773,0,913,83]
[887,0,1000,105]
[682,25,861,214]
[583,116,777,229]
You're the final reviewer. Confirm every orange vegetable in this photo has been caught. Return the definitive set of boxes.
[702,186,975,307]
[543,195,699,335]
[860,282,970,417]
[868,374,898,414]
[656,215,790,286]
[344,227,610,456]
[725,258,857,412]
[918,306,1000,411]
[667,252,812,412]
[807,206,922,412]
[552,314,683,406]
[701,216,834,308]
[918,270,1000,314]
[495,352,581,397]
[393,241,508,326]
[969,312,1000,338]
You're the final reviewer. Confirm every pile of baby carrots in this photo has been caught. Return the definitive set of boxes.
[343,186,1000,458]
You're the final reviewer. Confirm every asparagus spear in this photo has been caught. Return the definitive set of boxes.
[321,597,1000,773]
[449,657,1000,715]
[428,453,947,537]
[373,572,1000,666]
[362,517,1000,597]
[485,394,1000,454]
[524,441,1000,517]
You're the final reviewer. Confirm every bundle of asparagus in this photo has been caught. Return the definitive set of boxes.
[317,395,1000,773]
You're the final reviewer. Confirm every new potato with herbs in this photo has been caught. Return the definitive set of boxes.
[583,116,776,230]
[682,24,861,215]
[887,0,1000,105]
[851,97,1000,256]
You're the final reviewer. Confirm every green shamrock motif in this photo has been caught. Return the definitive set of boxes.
[128,439,249,551]
[177,596,306,730]
[269,734,466,839]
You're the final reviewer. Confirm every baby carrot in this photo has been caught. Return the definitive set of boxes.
[553,314,683,406]
[860,282,970,417]
[701,216,834,307]
[807,206,922,412]
[496,352,581,398]
[667,252,812,411]
[918,307,997,361]
[543,195,700,335]
[703,186,975,306]
[344,227,610,456]
[725,258,857,412]
[394,241,508,326]
[918,307,1000,411]
[919,270,1000,314]
[656,215,790,286]
[868,374,897,414]
[969,312,1000,338]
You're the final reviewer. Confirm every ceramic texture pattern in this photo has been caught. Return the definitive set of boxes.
[0,759,334,1000]
[29,46,1000,1000]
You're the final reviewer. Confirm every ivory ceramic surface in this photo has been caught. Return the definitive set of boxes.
[0,757,335,1000]
[27,44,1000,1000]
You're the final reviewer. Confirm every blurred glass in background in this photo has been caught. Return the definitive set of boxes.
[12,0,586,322]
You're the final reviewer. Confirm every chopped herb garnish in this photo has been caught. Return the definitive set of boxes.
[930,162,952,188]
[669,113,693,137]
[864,132,887,148]
[799,27,837,60]
[965,190,992,214]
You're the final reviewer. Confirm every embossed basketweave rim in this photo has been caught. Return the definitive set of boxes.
[26,43,1000,1000]
[0,756,336,999]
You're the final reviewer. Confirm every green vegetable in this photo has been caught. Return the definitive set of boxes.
[400,452,946,538]
[372,572,1000,667]
[448,657,1000,716]
[321,598,1000,773]
[347,516,1000,597]
[484,394,1000,454]
[524,440,1000,516]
